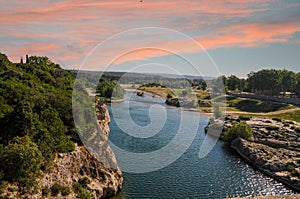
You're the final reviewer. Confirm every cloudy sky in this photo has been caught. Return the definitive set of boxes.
[0,0,299,77]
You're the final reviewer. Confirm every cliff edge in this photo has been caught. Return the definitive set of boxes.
[1,101,123,199]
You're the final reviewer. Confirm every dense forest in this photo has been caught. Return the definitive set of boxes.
[0,53,79,193]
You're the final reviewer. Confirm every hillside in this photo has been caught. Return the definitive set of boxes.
[0,53,122,198]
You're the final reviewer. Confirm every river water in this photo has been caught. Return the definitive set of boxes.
[109,92,295,199]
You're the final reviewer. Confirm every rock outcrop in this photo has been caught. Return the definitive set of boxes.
[219,116,300,192]
[38,101,122,198]
[1,101,123,199]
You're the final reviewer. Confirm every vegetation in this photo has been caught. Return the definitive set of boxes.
[73,177,92,199]
[42,187,51,196]
[216,69,300,97]
[269,111,300,123]
[96,78,124,100]
[223,122,253,143]
[0,136,43,190]
[0,53,78,192]
[136,91,144,97]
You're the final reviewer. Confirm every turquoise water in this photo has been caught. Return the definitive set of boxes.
[109,92,295,199]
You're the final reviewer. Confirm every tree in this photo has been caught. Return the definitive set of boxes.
[223,122,253,143]
[0,136,43,188]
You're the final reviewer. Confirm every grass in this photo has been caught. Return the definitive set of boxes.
[138,86,173,98]
[268,110,300,123]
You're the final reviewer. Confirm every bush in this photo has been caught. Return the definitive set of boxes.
[166,93,173,99]
[223,122,253,143]
[76,188,92,199]
[51,183,62,196]
[61,186,71,196]
[42,187,51,196]
[73,179,92,199]
[265,126,279,131]
[78,177,91,188]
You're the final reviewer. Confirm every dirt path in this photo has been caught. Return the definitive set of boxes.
[226,107,300,116]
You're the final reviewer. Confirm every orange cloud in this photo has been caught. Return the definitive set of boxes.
[0,0,299,69]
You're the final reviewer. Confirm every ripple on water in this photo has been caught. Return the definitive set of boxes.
[109,102,296,199]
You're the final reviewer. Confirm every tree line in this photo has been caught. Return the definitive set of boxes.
[213,69,300,97]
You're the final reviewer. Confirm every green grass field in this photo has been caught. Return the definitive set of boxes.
[268,110,300,123]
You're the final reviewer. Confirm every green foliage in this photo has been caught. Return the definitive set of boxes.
[76,188,92,199]
[0,136,43,188]
[0,53,77,190]
[224,122,253,143]
[136,91,144,97]
[51,183,62,196]
[61,186,71,196]
[295,127,300,133]
[234,99,291,113]
[248,69,299,96]
[167,92,173,99]
[96,78,124,99]
[265,126,280,131]
[73,178,92,199]
[78,177,91,188]
[42,187,51,196]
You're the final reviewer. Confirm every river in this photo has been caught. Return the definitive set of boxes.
[109,91,295,199]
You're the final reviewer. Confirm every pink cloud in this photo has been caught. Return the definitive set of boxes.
[0,0,299,68]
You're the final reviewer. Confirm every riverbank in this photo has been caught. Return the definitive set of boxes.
[219,115,300,192]
[229,194,300,199]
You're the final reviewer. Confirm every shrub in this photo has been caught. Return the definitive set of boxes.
[238,115,251,121]
[78,177,91,188]
[166,92,173,99]
[61,186,71,196]
[73,180,92,199]
[76,188,92,199]
[265,126,279,131]
[223,122,253,143]
[51,183,62,196]
[42,187,51,196]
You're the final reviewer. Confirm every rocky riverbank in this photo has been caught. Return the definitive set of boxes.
[1,102,123,199]
[209,115,300,193]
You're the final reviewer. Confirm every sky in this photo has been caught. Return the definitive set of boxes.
[0,0,300,77]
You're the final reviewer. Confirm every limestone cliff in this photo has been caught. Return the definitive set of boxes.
[39,101,122,198]
[1,102,123,199]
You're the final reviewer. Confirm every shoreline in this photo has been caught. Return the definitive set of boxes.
[231,141,300,193]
